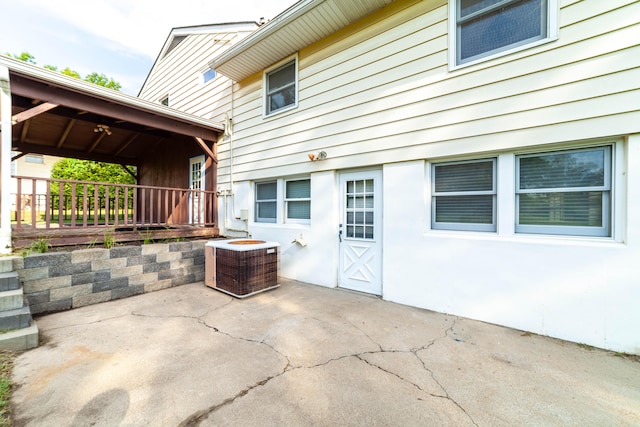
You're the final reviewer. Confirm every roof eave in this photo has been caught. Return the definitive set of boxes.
[0,55,223,133]
[209,0,394,82]
[209,0,317,81]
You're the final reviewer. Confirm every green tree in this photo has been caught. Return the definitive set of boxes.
[6,51,35,64]
[84,72,122,91]
[61,67,81,79]
[6,51,121,90]
[50,159,136,211]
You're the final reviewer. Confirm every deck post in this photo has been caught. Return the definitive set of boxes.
[0,65,13,254]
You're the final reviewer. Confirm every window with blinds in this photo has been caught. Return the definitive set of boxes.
[285,179,310,221]
[432,159,496,231]
[516,146,611,236]
[455,0,549,65]
[255,181,277,223]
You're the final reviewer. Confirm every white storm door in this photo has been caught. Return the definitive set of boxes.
[339,170,382,295]
[189,155,205,224]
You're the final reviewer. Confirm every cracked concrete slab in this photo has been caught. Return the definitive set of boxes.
[11,280,640,426]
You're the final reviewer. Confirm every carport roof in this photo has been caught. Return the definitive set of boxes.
[0,55,223,166]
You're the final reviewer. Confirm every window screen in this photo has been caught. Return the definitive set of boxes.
[432,159,496,231]
[456,0,547,64]
[266,60,296,115]
[516,146,611,236]
[285,179,310,220]
[255,181,277,223]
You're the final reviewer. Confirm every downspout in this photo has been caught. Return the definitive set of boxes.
[222,79,249,237]
[0,66,12,253]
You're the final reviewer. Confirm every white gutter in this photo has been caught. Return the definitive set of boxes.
[208,0,318,73]
[0,55,223,132]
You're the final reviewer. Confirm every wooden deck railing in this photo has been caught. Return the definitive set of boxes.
[12,176,217,231]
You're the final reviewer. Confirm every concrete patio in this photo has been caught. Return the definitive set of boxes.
[11,280,640,426]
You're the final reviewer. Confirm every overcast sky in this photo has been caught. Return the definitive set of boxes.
[0,0,296,94]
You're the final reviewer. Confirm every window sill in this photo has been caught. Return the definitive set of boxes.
[263,103,298,120]
[448,36,558,73]
[424,229,624,247]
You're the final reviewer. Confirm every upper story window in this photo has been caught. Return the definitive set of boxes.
[453,0,553,66]
[160,95,170,106]
[516,146,611,237]
[264,57,297,116]
[201,68,216,84]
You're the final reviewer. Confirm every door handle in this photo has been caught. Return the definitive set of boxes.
[338,224,342,242]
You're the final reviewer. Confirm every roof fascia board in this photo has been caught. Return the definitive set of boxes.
[0,56,223,133]
[209,0,318,74]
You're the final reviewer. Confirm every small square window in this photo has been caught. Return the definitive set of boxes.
[432,159,496,231]
[160,95,169,106]
[265,59,297,116]
[516,146,611,237]
[285,179,310,221]
[255,181,277,223]
[201,68,216,84]
[454,0,550,65]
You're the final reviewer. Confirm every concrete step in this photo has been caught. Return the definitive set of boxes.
[0,289,25,311]
[0,271,20,292]
[0,257,14,273]
[0,305,32,330]
[0,323,39,351]
[0,258,14,274]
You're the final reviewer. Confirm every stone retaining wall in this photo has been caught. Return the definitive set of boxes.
[12,240,207,315]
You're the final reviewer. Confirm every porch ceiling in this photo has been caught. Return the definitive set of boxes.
[209,0,395,82]
[1,56,223,166]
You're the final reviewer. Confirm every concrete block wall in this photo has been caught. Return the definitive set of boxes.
[13,240,207,315]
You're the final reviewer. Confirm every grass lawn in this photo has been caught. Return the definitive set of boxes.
[0,351,14,426]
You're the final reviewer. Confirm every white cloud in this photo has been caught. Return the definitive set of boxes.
[28,0,296,59]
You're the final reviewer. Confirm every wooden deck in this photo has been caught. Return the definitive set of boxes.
[12,176,219,249]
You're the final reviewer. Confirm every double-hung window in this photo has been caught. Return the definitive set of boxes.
[255,178,310,223]
[516,146,611,237]
[454,0,550,65]
[265,58,297,116]
[285,179,311,222]
[432,159,497,231]
[255,181,277,223]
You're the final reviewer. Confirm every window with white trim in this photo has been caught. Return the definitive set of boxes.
[516,146,611,237]
[454,0,551,65]
[264,58,297,116]
[201,68,216,84]
[432,158,497,232]
[255,178,310,224]
[255,181,277,223]
[285,179,311,222]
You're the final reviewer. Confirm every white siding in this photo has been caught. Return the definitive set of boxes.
[139,27,256,123]
[218,0,640,354]
[222,0,640,182]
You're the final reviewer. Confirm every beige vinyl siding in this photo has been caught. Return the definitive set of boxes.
[139,31,245,122]
[217,0,640,184]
